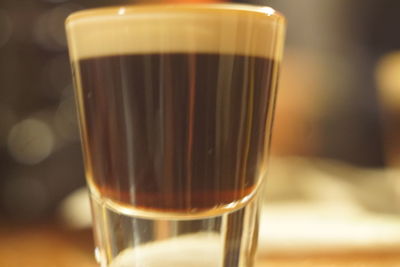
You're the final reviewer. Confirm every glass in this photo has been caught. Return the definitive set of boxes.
[66,4,285,267]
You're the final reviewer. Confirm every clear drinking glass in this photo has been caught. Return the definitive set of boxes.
[66,4,285,267]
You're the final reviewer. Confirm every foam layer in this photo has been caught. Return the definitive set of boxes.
[66,4,285,60]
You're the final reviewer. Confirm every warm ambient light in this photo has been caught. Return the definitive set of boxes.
[163,0,223,2]
[376,51,400,110]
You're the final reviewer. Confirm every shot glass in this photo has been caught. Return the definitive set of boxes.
[66,4,285,266]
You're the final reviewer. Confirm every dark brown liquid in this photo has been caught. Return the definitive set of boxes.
[74,53,278,212]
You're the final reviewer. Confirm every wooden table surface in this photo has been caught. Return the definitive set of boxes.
[0,222,399,267]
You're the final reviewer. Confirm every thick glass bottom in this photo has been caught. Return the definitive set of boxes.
[90,192,260,267]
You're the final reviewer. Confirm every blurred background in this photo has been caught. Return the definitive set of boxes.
[0,0,399,266]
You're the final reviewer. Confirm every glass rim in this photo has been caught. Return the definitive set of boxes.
[66,3,285,26]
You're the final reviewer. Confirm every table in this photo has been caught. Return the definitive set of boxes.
[0,223,398,267]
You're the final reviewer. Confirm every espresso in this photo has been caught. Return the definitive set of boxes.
[67,4,284,213]
[75,52,277,212]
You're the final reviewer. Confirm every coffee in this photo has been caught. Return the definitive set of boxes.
[67,4,283,213]
[75,52,276,212]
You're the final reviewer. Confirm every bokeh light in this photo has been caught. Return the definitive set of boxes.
[58,187,91,229]
[7,118,55,165]
[33,3,81,51]
[376,51,400,110]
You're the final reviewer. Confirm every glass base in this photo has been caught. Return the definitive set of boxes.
[90,193,260,267]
